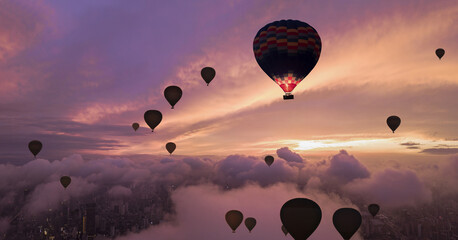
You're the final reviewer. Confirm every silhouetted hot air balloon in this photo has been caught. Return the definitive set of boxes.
[368,204,380,217]
[333,208,362,240]
[254,19,321,100]
[225,210,243,233]
[386,115,401,133]
[132,123,139,131]
[264,155,274,166]
[144,110,162,132]
[164,86,182,109]
[245,217,256,233]
[166,142,176,155]
[201,67,216,86]
[280,198,322,239]
[60,176,71,189]
[281,225,288,236]
[28,140,42,158]
[435,48,445,60]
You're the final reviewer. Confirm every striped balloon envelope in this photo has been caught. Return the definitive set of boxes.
[253,19,321,99]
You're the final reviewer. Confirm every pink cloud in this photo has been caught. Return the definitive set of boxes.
[323,150,370,184]
[116,183,363,240]
[0,149,443,221]
[344,169,432,208]
[277,147,304,163]
[214,155,298,187]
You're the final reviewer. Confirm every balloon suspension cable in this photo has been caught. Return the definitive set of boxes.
[171,106,174,109]
[206,83,209,86]
[232,230,235,233]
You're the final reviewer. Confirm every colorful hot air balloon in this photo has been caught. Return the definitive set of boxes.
[201,67,216,86]
[166,142,176,155]
[265,155,274,166]
[144,110,162,132]
[253,19,321,100]
[386,115,401,133]
[225,210,243,233]
[132,122,139,131]
[60,176,71,188]
[164,86,183,109]
[245,217,256,233]
[333,208,362,240]
[435,48,445,60]
[368,204,380,217]
[28,140,42,158]
[280,198,322,240]
[281,225,288,236]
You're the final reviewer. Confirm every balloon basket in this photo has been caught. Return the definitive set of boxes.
[283,94,294,100]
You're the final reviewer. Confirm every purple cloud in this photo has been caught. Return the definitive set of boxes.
[323,150,370,184]
[276,147,304,163]
[214,155,297,187]
[344,169,432,208]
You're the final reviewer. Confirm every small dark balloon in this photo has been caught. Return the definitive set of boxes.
[225,210,243,233]
[132,122,139,131]
[386,115,401,133]
[164,86,183,109]
[60,176,71,188]
[435,48,445,60]
[144,110,162,132]
[281,225,288,236]
[245,217,256,232]
[280,198,322,240]
[166,142,176,155]
[28,140,42,158]
[264,155,274,166]
[368,204,380,217]
[201,67,216,86]
[333,208,362,240]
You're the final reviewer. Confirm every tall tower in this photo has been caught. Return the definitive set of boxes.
[86,203,96,240]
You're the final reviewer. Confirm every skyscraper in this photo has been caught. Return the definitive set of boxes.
[84,203,96,240]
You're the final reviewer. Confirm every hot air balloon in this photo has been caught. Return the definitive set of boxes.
[333,208,362,240]
[280,198,322,239]
[386,115,401,133]
[253,19,321,100]
[435,48,445,60]
[60,176,71,189]
[166,142,176,155]
[164,86,182,109]
[132,122,139,131]
[281,225,288,236]
[144,110,162,132]
[201,67,216,86]
[225,210,243,233]
[28,140,42,158]
[368,204,380,217]
[264,155,274,166]
[245,217,256,232]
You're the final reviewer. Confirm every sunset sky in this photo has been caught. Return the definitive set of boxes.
[1,0,457,163]
[0,1,457,238]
